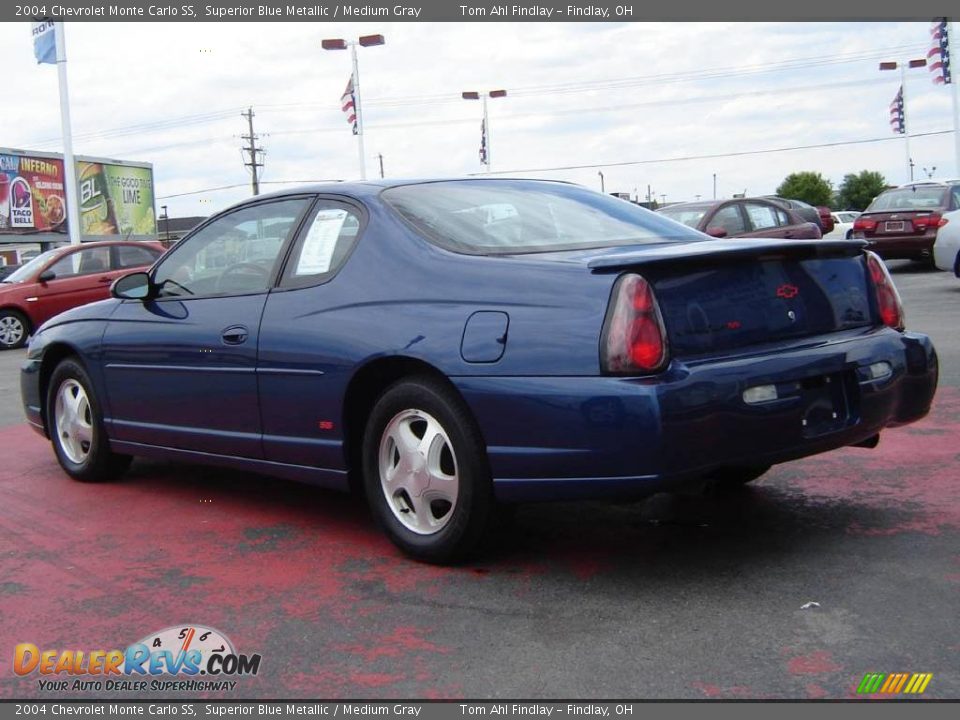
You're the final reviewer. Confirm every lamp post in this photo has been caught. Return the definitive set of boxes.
[159,205,170,243]
[598,171,605,193]
[322,33,385,180]
[462,89,506,171]
[880,58,927,183]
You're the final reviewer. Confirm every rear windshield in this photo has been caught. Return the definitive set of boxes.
[658,205,711,228]
[382,180,704,254]
[867,187,948,212]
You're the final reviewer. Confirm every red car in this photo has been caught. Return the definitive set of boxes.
[852,181,960,262]
[657,197,822,240]
[0,240,164,349]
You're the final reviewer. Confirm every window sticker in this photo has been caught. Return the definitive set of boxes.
[295,209,348,276]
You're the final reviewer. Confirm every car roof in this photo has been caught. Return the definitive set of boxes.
[244,177,573,199]
[898,179,960,188]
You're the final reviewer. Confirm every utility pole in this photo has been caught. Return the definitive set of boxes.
[378,153,385,179]
[241,107,263,196]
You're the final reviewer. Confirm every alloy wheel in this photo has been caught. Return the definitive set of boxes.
[54,379,94,464]
[378,408,459,535]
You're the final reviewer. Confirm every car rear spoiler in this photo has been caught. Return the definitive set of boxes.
[586,238,868,270]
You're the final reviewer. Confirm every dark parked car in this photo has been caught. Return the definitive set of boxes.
[21,179,937,563]
[657,197,821,239]
[852,181,960,262]
[0,241,164,349]
[763,196,824,230]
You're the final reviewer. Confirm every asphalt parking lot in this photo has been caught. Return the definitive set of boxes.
[0,260,957,700]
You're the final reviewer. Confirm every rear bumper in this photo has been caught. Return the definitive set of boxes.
[856,233,935,259]
[453,328,937,502]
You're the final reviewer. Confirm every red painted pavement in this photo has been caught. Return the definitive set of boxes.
[1,388,958,699]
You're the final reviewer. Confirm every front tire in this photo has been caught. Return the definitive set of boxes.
[362,377,494,564]
[0,309,30,350]
[47,358,131,482]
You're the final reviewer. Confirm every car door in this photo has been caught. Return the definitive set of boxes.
[32,245,113,326]
[702,203,748,238]
[100,197,313,458]
[257,198,365,470]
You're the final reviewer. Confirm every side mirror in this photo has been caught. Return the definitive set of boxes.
[111,271,153,300]
[38,269,56,282]
[705,226,728,238]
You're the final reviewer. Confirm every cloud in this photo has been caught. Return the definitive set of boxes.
[1,20,956,217]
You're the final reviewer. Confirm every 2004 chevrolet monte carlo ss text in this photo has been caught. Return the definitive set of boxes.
[20,179,938,563]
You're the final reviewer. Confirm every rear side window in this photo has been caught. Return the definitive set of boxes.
[743,203,780,231]
[867,187,948,211]
[115,244,160,269]
[279,201,362,287]
[384,180,703,254]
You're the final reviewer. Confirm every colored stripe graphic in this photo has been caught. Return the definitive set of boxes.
[857,673,885,694]
[857,672,932,694]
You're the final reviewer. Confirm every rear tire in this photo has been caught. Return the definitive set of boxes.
[0,309,30,350]
[47,358,131,482]
[362,376,494,564]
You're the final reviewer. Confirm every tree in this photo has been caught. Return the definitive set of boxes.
[775,172,834,207]
[836,171,888,211]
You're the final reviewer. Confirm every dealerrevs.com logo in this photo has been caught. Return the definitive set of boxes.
[14,625,261,693]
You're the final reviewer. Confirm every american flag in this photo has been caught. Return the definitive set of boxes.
[928,18,952,85]
[889,85,905,134]
[341,75,358,135]
[479,118,488,165]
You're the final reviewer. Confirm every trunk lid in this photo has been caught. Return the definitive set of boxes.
[581,238,874,358]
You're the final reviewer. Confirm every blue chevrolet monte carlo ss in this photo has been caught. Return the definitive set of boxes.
[21,179,938,562]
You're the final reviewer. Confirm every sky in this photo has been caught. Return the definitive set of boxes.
[1,21,958,218]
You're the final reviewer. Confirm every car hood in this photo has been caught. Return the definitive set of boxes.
[36,297,121,333]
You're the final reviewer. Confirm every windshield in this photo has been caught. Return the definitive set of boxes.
[657,205,711,228]
[867,187,948,212]
[1,249,59,283]
[382,180,704,254]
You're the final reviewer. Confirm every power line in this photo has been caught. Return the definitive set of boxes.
[470,130,955,176]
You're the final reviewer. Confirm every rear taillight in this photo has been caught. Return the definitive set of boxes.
[853,217,877,232]
[912,213,947,230]
[865,251,905,331]
[601,273,669,373]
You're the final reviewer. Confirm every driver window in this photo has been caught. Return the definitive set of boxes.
[153,198,310,297]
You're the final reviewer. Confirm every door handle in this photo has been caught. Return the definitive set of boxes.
[98,276,113,283]
[221,325,249,345]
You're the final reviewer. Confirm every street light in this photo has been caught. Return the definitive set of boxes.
[159,204,170,244]
[462,89,507,171]
[322,33,385,180]
[880,57,927,183]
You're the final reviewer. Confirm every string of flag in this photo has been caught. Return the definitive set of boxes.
[340,75,358,135]
[929,18,952,85]
[889,85,905,134]
[479,118,488,165]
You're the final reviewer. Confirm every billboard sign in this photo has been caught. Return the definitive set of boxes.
[77,161,156,238]
[0,152,67,234]
[0,148,156,242]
